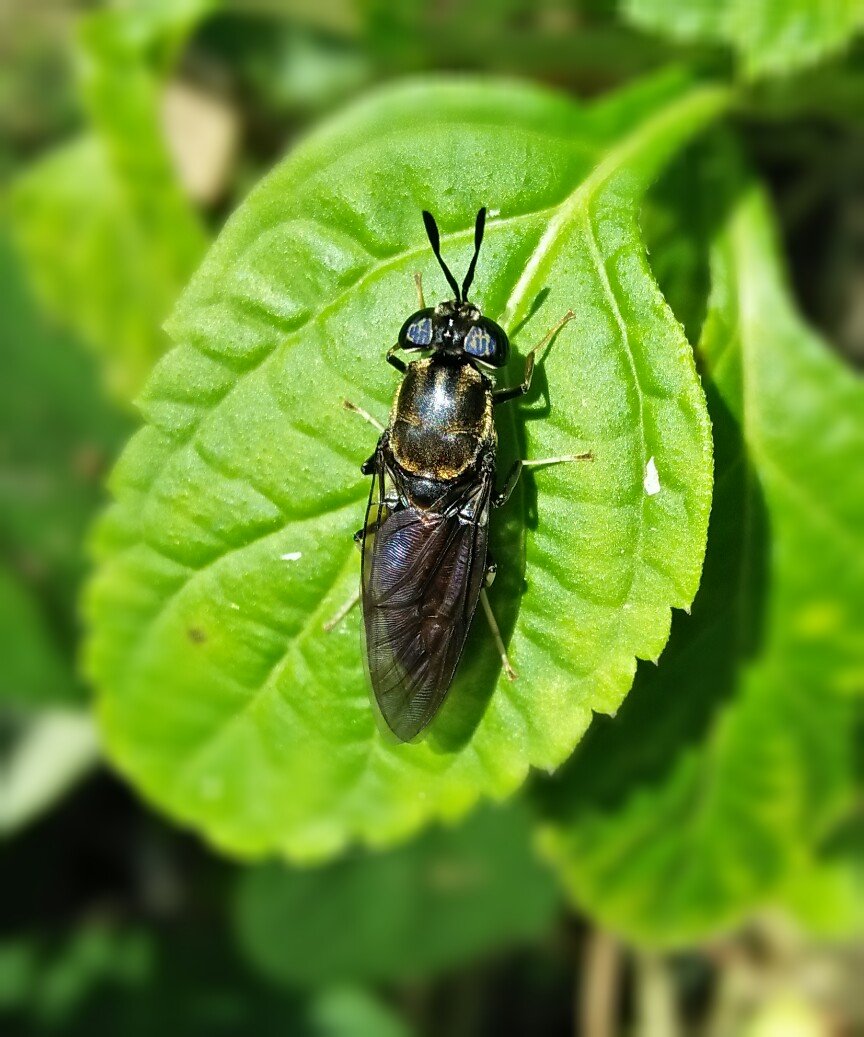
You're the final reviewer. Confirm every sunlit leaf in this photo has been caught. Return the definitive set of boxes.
[234,802,559,984]
[539,173,864,946]
[623,0,864,77]
[86,73,724,860]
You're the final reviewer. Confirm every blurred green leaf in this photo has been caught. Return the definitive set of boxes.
[780,844,864,939]
[203,18,373,116]
[622,0,864,78]
[0,230,127,696]
[86,72,724,860]
[9,1,210,402]
[0,925,150,1028]
[309,987,412,1037]
[0,921,336,1037]
[235,802,558,984]
[362,0,689,83]
[0,568,71,707]
[539,172,864,946]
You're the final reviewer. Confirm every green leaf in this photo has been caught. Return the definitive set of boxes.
[622,0,864,78]
[538,174,864,946]
[309,987,412,1037]
[0,567,70,707]
[0,921,320,1037]
[779,824,864,939]
[9,1,209,401]
[0,229,127,700]
[87,73,724,860]
[0,925,151,1028]
[234,802,558,984]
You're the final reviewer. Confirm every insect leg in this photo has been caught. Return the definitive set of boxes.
[323,587,361,632]
[353,520,381,544]
[523,453,593,468]
[493,310,576,405]
[343,399,385,432]
[494,453,592,507]
[493,460,523,508]
[479,586,517,681]
[386,343,407,373]
[414,271,426,309]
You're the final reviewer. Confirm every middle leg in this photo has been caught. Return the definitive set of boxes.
[494,453,593,508]
[493,310,576,405]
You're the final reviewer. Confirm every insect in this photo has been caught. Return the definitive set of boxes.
[334,208,590,742]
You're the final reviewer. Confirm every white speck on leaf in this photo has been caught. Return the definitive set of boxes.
[644,457,661,496]
[488,208,500,218]
[281,551,302,561]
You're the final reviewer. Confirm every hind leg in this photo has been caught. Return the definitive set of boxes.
[479,561,517,681]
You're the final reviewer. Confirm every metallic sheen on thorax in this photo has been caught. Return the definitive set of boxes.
[389,358,495,482]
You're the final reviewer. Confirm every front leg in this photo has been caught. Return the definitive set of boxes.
[386,343,407,373]
[493,310,575,405]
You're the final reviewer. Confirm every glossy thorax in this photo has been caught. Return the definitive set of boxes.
[389,355,495,485]
[385,266,509,508]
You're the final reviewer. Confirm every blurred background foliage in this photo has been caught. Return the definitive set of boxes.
[1,1,862,1035]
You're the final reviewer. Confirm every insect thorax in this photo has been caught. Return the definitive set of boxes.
[388,357,495,482]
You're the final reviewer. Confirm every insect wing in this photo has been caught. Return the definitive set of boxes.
[360,473,490,741]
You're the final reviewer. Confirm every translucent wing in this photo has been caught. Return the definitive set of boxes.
[360,463,491,741]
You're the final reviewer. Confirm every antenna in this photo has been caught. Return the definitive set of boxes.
[460,207,486,302]
[422,210,462,302]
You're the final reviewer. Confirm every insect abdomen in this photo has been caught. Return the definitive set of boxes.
[389,358,493,481]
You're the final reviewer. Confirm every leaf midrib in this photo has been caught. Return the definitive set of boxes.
[501,84,726,645]
[503,84,728,328]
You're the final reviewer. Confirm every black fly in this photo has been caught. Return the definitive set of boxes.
[332,208,590,742]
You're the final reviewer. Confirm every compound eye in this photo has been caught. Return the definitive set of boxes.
[398,308,435,350]
[464,319,509,367]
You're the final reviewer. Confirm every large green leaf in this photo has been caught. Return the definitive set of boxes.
[539,176,864,946]
[86,73,724,860]
[622,0,864,78]
[9,1,209,401]
[234,802,558,984]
